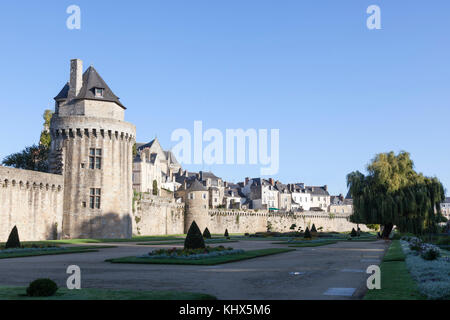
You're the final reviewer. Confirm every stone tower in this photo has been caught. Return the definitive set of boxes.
[50,59,136,239]
[176,179,209,233]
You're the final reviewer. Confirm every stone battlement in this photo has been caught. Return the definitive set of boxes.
[0,166,64,191]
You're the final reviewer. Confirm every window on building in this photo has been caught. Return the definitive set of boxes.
[90,188,101,209]
[95,88,104,97]
[89,148,102,169]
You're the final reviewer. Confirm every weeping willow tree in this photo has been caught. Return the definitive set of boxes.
[347,151,445,238]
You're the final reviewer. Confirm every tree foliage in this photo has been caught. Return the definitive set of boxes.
[347,151,445,236]
[304,227,312,239]
[152,180,158,195]
[39,110,53,148]
[2,144,49,172]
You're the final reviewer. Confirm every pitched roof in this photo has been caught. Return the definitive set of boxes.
[186,179,208,192]
[54,66,125,109]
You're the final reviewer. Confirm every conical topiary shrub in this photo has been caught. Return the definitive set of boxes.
[184,221,205,250]
[5,226,21,249]
[203,227,212,239]
[224,229,229,238]
[350,228,358,237]
[311,224,317,234]
[304,227,312,239]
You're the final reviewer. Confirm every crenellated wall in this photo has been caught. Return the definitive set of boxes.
[131,198,367,236]
[207,210,369,234]
[0,166,64,241]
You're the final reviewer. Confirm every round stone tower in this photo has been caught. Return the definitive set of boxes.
[49,59,136,239]
[177,179,209,233]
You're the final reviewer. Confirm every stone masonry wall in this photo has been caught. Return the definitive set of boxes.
[0,166,64,241]
[132,198,368,236]
[133,194,184,236]
[207,210,369,234]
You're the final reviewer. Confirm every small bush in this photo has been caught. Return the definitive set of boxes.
[5,226,21,249]
[311,224,317,233]
[184,221,205,250]
[304,227,312,239]
[420,244,441,261]
[224,229,229,239]
[26,279,58,297]
[350,228,358,237]
[408,237,423,251]
[202,227,212,239]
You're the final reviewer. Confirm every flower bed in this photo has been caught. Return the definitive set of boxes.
[137,246,244,260]
[400,240,450,300]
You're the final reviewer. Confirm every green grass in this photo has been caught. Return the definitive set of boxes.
[106,248,295,265]
[0,286,216,300]
[0,246,115,259]
[383,240,406,262]
[286,241,338,247]
[137,239,239,246]
[1,235,186,247]
[364,240,425,300]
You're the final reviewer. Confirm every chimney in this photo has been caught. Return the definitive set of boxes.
[269,178,274,186]
[68,59,83,99]
[245,177,249,186]
[324,185,328,192]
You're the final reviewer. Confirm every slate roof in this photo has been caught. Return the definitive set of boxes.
[186,179,208,192]
[305,186,329,196]
[54,66,125,109]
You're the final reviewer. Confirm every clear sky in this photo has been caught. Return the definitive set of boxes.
[0,1,449,196]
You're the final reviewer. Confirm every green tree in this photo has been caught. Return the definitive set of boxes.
[152,180,158,195]
[39,109,53,148]
[132,143,137,158]
[5,226,21,249]
[304,227,312,239]
[2,145,49,172]
[347,151,445,238]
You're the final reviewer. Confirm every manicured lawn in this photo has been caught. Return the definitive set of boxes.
[364,240,425,300]
[383,240,406,262]
[0,286,216,300]
[0,246,115,259]
[106,248,295,265]
[286,241,338,247]
[137,239,239,246]
[3,235,186,246]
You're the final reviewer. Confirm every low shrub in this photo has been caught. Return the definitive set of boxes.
[202,228,212,239]
[408,237,423,251]
[420,244,441,261]
[26,278,58,297]
[224,229,229,239]
[304,227,312,239]
[350,228,358,237]
[5,226,21,249]
[184,221,205,250]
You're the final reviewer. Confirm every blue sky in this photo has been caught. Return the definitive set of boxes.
[0,1,449,196]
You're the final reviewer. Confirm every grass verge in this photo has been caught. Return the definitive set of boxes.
[364,240,425,300]
[106,248,295,266]
[0,246,115,259]
[137,240,239,246]
[0,236,186,246]
[0,286,216,300]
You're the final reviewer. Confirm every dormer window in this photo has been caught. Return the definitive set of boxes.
[94,88,104,97]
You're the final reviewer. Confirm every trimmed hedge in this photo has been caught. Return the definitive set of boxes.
[5,226,21,249]
[26,279,58,297]
[203,228,212,239]
[184,221,205,250]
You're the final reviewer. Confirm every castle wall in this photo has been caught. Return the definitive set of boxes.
[133,194,184,235]
[0,166,64,241]
[207,210,369,234]
[131,199,367,236]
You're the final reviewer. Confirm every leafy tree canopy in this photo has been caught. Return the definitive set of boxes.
[2,144,49,172]
[347,151,445,236]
